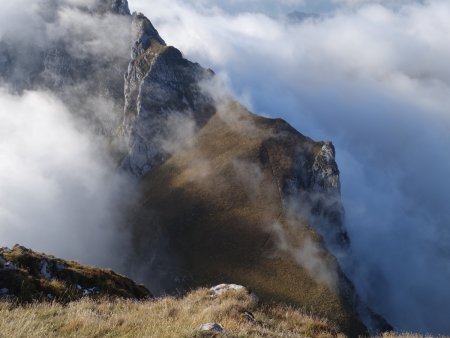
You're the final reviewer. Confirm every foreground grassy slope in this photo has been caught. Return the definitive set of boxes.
[0,287,345,337]
[129,103,367,336]
[0,287,430,338]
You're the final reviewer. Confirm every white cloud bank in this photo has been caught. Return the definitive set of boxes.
[129,0,450,333]
[0,88,131,269]
[0,0,133,270]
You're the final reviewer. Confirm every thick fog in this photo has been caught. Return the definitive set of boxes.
[0,88,133,268]
[130,0,450,334]
[0,0,132,269]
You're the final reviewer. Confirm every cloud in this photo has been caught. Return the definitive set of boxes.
[0,0,133,270]
[272,221,339,290]
[128,0,450,333]
[0,88,132,269]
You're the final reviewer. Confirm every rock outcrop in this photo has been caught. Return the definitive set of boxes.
[199,323,224,334]
[0,245,151,302]
[119,13,215,176]
[94,0,131,15]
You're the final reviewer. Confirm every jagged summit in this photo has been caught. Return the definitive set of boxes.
[95,0,131,16]
[119,15,215,176]
[131,12,166,56]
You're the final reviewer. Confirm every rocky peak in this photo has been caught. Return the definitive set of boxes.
[119,13,215,177]
[131,12,166,59]
[93,0,131,16]
[312,141,340,193]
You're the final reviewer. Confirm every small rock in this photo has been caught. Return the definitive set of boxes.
[77,284,99,295]
[4,262,16,270]
[55,262,65,271]
[242,311,257,323]
[40,260,52,280]
[210,283,258,302]
[83,287,100,295]
[199,323,224,333]
[210,283,245,296]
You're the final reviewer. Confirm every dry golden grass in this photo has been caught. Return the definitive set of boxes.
[0,287,346,338]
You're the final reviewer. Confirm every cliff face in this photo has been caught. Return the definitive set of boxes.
[119,13,215,176]
[0,1,389,335]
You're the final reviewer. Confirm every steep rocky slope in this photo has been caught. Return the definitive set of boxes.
[0,245,150,302]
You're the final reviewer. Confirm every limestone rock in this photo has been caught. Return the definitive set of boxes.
[119,15,215,176]
[0,245,151,302]
[210,284,258,302]
[40,260,52,280]
[94,0,131,16]
[199,323,224,334]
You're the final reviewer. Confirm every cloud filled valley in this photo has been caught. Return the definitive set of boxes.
[1,0,450,335]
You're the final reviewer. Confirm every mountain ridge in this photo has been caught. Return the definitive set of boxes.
[0,0,391,336]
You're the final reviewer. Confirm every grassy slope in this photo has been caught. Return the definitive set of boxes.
[0,246,150,302]
[0,288,429,338]
[0,288,345,338]
[129,103,366,336]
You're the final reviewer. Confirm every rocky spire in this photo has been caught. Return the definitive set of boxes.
[93,0,131,16]
[131,12,166,59]
[119,13,215,177]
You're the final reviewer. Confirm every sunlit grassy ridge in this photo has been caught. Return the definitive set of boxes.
[0,287,434,338]
[0,288,344,338]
